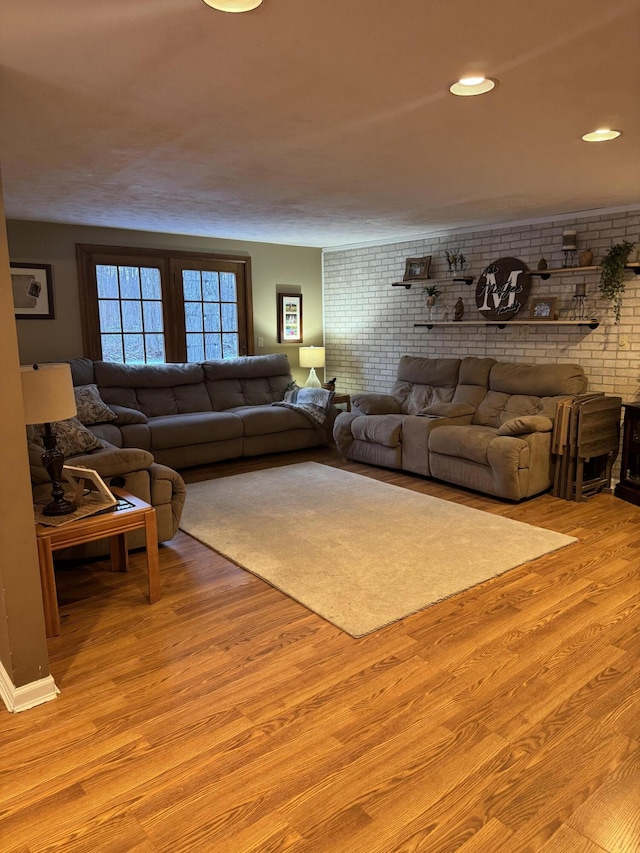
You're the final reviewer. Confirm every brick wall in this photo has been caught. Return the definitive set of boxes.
[323,210,640,404]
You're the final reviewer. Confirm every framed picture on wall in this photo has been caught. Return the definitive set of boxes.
[277,292,303,343]
[10,262,55,319]
[403,256,432,282]
[529,297,557,320]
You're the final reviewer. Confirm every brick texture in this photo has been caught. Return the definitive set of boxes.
[323,210,640,483]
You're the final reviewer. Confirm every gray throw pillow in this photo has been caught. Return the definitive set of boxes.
[27,417,103,457]
[74,383,118,425]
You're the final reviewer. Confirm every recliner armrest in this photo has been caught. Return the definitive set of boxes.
[497,415,554,436]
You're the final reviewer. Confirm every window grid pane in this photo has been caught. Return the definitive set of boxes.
[182,270,239,362]
[91,258,242,364]
[205,335,223,360]
[186,334,205,362]
[96,264,165,364]
[96,265,119,299]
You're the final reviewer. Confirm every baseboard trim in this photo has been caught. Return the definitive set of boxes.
[0,661,59,713]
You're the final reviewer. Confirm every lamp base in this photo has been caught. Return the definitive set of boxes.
[305,367,322,388]
[43,496,78,517]
[41,424,77,516]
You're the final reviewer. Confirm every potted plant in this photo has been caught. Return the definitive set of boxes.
[598,240,636,323]
[422,284,441,321]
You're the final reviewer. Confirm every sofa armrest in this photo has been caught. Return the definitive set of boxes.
[333,411,359,457]
[148,462,187,541]
[497,415,554,436]
[351,393,401,416]
[109,404,149,424]
[420,402,476,418]
[30,441,155,487]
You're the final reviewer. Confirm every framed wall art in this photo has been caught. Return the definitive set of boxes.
[277,292,303,343]
[10,262,55,319]
[529,297,557,320]
[402,256,432,282]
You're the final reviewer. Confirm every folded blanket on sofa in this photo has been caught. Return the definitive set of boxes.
[272,385,333,427]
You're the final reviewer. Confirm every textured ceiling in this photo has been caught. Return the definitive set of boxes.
[1,0,639,248]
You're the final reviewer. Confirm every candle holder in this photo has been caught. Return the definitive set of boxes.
[562,230,578,268]
[571,295,587,320]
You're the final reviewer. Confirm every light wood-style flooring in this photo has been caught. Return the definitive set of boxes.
[2,446,640,852]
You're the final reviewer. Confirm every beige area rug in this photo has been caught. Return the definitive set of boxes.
[180,462,577,637]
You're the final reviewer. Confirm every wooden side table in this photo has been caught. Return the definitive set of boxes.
[35,489,160,637]
[332,393,351,412]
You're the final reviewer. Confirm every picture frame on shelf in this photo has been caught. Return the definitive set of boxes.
[11,262,55,319]
[529,297,557,320]
[277,292,303,343]
[403,256,432,282]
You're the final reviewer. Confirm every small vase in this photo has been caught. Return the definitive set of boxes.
[426,295,436,322]
[579,249,594,267]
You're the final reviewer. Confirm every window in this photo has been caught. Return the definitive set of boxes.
[77,245,254,363]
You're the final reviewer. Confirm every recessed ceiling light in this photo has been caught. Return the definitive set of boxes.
[449,76,497,97]
[201,0,262,11]
[581,128,622,142]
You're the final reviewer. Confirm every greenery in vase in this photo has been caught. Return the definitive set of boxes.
[422,284,441,297]
[598,240,635,324]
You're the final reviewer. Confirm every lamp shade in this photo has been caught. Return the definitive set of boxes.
[20,363,77,425]
[299,346,325,369]
[201,0,262,10]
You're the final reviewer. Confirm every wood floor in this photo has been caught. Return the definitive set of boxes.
[2,446,640,853]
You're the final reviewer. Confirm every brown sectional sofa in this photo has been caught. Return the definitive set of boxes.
[69,353,335,470]
[333,355,588,501]
[29,354,334,553]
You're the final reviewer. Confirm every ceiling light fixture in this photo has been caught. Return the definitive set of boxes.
[201,0,262,11]
[449,76,497,97]
[581,128,622,142]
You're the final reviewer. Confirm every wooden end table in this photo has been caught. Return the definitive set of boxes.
[35,489,160,637]
[332,393,351,412]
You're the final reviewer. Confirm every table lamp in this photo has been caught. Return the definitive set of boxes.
[299,346,325,388]
[21,363,78,516]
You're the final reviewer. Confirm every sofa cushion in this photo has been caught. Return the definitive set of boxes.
[95,360,204,388]
[351,414,405,448]
[452,357,496,408]
[474,391,541,428]
[203,355,293,409]
[95,361,210,416]
[428,424,499,465]
[472,362,587,428]
[135,384,212,417]
[392,356,461,415]
[74,384,118,425]
[421,401,476,418]
[234,405,315,436]
[148,412,243,451]
[395,355,461,387]
[67,357,96,386]
[489,361,586,397]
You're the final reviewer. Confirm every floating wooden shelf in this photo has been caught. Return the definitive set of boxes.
[531,263,640,280]
[392,276,474,289]
[414,319,600,330]
[395,264,639,288]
